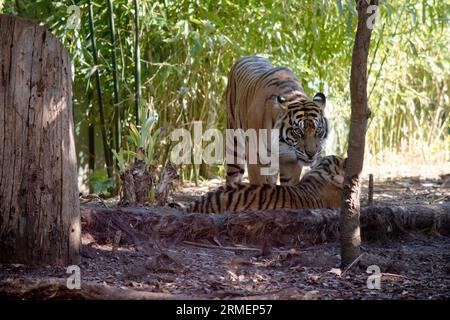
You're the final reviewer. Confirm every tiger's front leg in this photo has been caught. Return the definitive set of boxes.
[226,164,245,185]
[279,160,303,185]
[247,163,276,185]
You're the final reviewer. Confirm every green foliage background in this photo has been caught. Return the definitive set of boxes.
[1,0,449,190]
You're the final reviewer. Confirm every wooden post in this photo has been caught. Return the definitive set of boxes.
[0,15,80,266]
[368,174,374,206]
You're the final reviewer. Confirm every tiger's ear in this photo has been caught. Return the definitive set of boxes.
[313,92,326,109]
[276,95,289,110]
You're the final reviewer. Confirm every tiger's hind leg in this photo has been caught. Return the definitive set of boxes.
[279,162,303,185]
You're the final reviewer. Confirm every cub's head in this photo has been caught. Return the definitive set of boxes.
[301,155,346,188]
[277,92,328,166]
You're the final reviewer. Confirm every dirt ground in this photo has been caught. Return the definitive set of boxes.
[1,173,449,300]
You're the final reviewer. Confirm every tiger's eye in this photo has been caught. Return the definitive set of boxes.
[294,128,303,137]
[317,126,325,137]
[277,95,286,104]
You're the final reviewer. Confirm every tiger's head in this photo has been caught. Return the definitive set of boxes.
[297,155,346,209]
[276,91,329,167]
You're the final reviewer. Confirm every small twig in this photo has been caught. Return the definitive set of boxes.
[368,174,374,206]
[381,273,418,281]
[183,241,261,252]
[182,241,314,255]
[340,253,364,277]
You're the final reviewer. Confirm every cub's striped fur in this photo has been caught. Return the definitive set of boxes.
[188,155,345,213]
[226,56,329,186]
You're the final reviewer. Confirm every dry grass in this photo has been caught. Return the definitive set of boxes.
[364,149,449,179]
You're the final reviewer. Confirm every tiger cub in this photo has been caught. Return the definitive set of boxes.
[188,155,345,213]
[226,56,329,186]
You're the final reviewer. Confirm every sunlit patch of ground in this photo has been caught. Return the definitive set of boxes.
[364,160,449,180]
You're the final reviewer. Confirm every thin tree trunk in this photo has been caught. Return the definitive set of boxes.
[0,15,80,265]
[340,0,378,267]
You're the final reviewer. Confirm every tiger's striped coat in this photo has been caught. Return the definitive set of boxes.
[226,56,329,186]
[188,155,345,213]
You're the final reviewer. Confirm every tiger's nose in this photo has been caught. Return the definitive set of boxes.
[305,150,315,159]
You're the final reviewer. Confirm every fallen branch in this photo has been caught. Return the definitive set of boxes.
[235,288,320,300]
[81,203,450,247]
[0,277,199,300]
[0,276,320,300]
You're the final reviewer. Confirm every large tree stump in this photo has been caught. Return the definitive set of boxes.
[0,15,80,266]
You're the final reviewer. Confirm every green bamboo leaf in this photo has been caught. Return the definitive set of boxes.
[111,149,126,172]
[189,17,202,25]
[128,123,141,147]
[141,114,158,148]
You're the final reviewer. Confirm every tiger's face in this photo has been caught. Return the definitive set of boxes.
[278,93,328,166]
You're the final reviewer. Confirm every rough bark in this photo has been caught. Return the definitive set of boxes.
[119,160,155,205]
[156,162,179,206]
[340,0,378,267]
[80,204,450,247]
[0,15,80,265]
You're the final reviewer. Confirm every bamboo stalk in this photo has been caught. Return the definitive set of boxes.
[88,0,114,179]
[180,96,198,186]
[87,88,95,172]
[133,0,141,124]
[87,88,95,194]
[107,0,121,158]
[368,5,406,103]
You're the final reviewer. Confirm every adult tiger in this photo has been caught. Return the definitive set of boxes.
[226,56,328,186]
[188,155,345,213]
